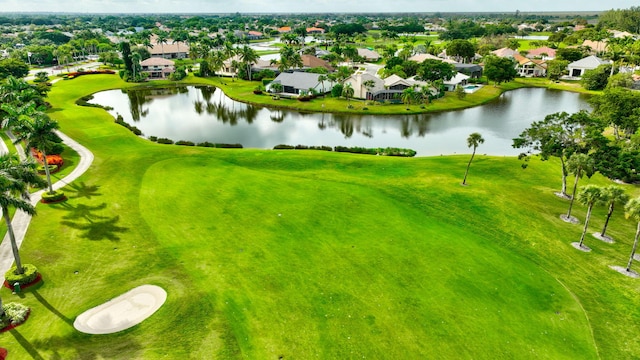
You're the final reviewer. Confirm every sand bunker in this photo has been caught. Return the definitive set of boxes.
[74,284,167,334]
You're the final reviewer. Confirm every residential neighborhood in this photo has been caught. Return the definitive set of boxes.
[2,6,640,359]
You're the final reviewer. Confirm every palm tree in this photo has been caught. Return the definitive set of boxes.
[342,83,354,107]
[401,87,417,110]
[563,153,596,223]
[623,197,640,272]
[462,132,484,185]
[130,52,142,80]
[211,51,225,78]
[239,45,259,81]
[363,79,376,101]
[155,31,169,58]
[317,74,328,97]
[13,111,61,195]
[575,185,604,250]
[595,185,629,242]
[0,153,46,275]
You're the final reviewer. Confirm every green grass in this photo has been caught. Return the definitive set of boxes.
[1,75,640,359]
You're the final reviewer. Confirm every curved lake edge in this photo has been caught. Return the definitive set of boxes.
[87,76,594,117]
[86,83,591,157]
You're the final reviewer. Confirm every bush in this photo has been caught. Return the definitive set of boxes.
[196,141,215,147]
[5,264,38,286]
[215,143,243,148]
[157,138,174,144]
[41,190,66,203]
[175,140,195,146]
[333,146,416,157]
[148,136,158,142]
[331,84,344,98]
[37,164,58,175]
[274,144,295,149]
[0,302,30,328]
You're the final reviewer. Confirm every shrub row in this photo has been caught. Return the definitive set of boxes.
[115,115,142,136]
[274,145,415,156]
[148,137,243,148]
[75,95,113,110]
[65,69,116,79]
[274,144,332,151]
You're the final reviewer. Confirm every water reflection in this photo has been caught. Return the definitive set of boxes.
[89,85,590,156]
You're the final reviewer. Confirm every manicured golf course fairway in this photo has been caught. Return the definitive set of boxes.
[1,75,639,359]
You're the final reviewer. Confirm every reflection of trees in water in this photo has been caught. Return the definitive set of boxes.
[270,109,284,123]
[125,87,187,122]
[319,113,432,139]
[333,114,355,138]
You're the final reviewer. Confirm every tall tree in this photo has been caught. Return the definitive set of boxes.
[513,111,596,198]
[575,185,604,250]
[624,197,640,272]
[462,132,484,185]
[415,59,456,83]
[13,111,61,195]
[446,39,476,63]
[401,87,418,110]
[483,55,517,86]
[318,74,328,96]
[342,83,354,107]
[597,185,630,241]
[563,153,596,222]
[0,153,46,275]
[238,45,259,81]
[155,31,169,58]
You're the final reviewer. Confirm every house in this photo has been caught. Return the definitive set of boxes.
[408,53,445,63]
[526,46,556,60]
[454,63,483,78]
[344,73,385,99]
[581,40,608,54]
[221,55,275,76]
[384,74,415,91]
[342,73,431,102]
[443,72,470,91]
[246,31,263,40]
[491,47,519,58]
[140,57,175,79]
[306,27,325,34]
[513,54,546,77]
[267,71,335,95]
[148,37,190,59]
[301,55,334,72]
[278,26,292,33]
[566,55,610,78]
[357,48,381,62]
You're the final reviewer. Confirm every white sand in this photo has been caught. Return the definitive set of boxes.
[74,285,167,334]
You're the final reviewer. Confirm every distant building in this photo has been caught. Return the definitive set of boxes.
[357,48,381,62]
[306,27,325,34]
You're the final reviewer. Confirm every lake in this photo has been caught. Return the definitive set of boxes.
[88,86,590,156]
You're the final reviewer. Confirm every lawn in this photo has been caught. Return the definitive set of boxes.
[0,75,639,359]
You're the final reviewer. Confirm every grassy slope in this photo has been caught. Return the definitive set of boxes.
[0,75,639,359]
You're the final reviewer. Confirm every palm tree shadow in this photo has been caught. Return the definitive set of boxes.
[64,181,102,200]
[60,215,128,241]
[10,329,45,360]
[31,289,74,326]
[56,202,108,223]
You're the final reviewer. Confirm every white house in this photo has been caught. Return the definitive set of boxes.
[566,55,610,78]
[344,73,385,99]
[443,72,470,91]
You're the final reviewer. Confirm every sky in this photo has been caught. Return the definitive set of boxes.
[0,0,638,14]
